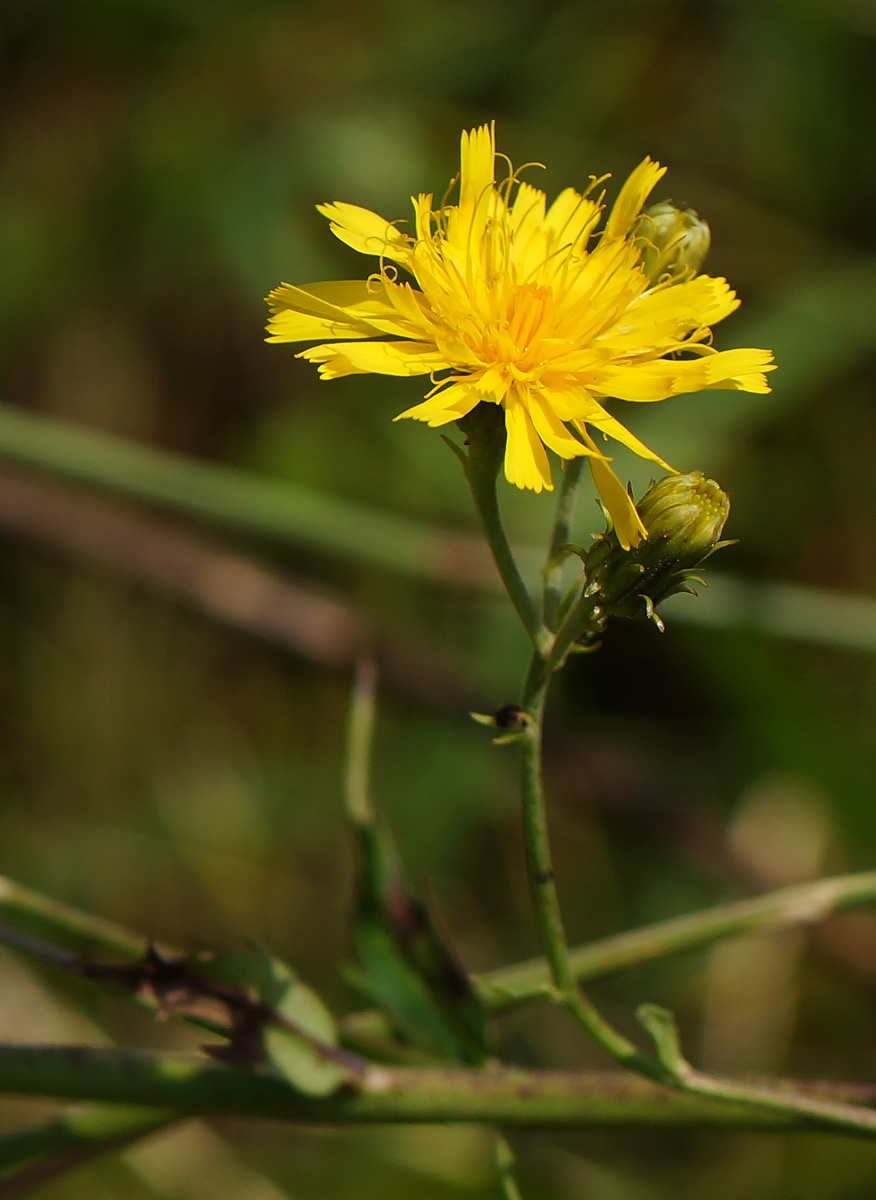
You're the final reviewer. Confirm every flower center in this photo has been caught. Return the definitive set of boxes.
[480,282,557,376]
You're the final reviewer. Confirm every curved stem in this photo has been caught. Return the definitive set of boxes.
[459,413,551,656]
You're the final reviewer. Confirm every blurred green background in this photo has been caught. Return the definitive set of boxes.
[3,0,876,1196]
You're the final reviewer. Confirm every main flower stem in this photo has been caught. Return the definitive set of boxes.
[459,409,552,658]
[459,416,656,1076]
[518,659,658,1078]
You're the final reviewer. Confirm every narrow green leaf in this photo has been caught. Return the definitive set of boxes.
[344,664,486,1064]
[351,824,487,1064]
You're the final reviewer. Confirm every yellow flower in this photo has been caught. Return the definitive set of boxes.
[266,123,774,548]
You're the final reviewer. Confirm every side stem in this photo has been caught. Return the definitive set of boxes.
[542,458,584,629]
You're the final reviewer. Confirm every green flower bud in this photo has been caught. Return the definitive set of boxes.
[634,201,711,284]
[581,472,731,629]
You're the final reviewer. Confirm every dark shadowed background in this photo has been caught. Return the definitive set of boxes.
[3,0,876,1196]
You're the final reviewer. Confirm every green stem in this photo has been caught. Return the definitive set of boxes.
[0,875,152,960]
[3,1046,876,1133]
[517,664,657,1078]
[542,458,584,630]
[6,864,876,1048]
[540,585,603,676]
[516,673,570,993]
[460,413,551,656]
[639,1003,876,1139]
[478,869,876,1011]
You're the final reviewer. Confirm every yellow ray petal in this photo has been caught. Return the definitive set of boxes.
[473,364,511,402]
[448,124,498,261]
[508,182,548,278]
[527,394,593,460]
[588,455,648,549]
[589,358,714,401]
[458,123,496,212]
[380,278,434,335]
[598,276,739,351]
[603,158,666,242]
[317,202,412,264]
[267,279,384,315]
[510,180,546,234]
[265,280,420,340]
[266,310,374,343]
[543,187,602,249]
[535,387,596,422]
[591,346,775,401]
[299,340,446,379]
[701,347,777,393]
[394,381,481,427]
[504,395,553,492]
[575,407,673,470]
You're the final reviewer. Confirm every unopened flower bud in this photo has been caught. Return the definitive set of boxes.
[634,201,711,284]
[636,471,730,566]
[582,472,731,628]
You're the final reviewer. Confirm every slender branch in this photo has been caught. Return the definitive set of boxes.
[0,875,158,961]
[477,869,876,1011]
[540,584,603,676]
[6,865,876,1047]
[542,458,584,630]
[3,1046,876,1132]
[640,1004,876,1140]
[468,466,548,653]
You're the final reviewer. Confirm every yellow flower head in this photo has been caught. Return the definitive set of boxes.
[266,123,774,547]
